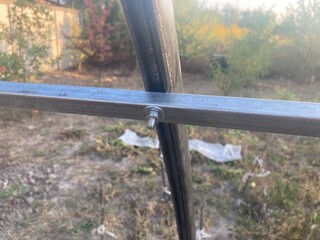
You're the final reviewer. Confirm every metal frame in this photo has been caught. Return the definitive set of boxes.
[120,1,195,239]
[1,1,320,239]
[2,81,320,137]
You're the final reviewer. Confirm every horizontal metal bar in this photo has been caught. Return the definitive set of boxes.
[1,81,320,137]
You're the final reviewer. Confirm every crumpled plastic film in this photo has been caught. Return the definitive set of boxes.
[119,129,242,163]
[189,139,242,163]
[118,129,159,149]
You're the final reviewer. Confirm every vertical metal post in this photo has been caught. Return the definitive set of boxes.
[120,1,195,239]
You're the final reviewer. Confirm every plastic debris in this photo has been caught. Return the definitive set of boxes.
[118,129,159,149]
[96,225,117,239]
[118,129,242,162]
[242,157,271,182]
[196,229,211,240]
[242,171,271,182]
[105,231,118,239]
[189,139,242,163]
[162,186,171,196]
[97,225,105,235]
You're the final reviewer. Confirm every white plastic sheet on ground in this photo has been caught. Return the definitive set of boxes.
[118,129,242,163]
[189,139,242,163]
[118,129,159,149]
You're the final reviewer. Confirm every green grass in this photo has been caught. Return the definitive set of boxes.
[0,184,28,198]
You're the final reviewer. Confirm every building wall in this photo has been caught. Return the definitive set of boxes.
[0,0,80,70]
[0,3,10,53]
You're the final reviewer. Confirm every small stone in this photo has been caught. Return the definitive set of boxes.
[28,170,34,178]
[3,179,8,189]
[50,197,58,203]
[53,164,59,169]
[27,125,36,130]
[29,178,36,184]
[26,196,34,204]
[27,207,33,214]
[48,174,57,180]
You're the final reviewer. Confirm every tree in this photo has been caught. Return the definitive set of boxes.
[208,8,276,94]
[66,0,133,80]
[0,0,54,81]
[173,0,219,59]
[275,0,320,81]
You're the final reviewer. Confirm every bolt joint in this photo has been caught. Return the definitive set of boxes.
[144,106,164,130]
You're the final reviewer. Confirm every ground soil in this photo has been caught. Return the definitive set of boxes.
[1,70,320,239]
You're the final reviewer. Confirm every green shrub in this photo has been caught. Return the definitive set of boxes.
[208,8,276,94]
[173,0,218,59]
[0,52,23,81]
[0,0,54,81]
[272,0,320,82]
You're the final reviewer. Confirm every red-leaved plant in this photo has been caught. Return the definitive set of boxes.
[67,0,132,82]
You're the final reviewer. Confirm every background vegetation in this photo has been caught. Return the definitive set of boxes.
[174,0,320,94]
[0,0,54,81]
[65,0,133,73]
[1,0,320,94]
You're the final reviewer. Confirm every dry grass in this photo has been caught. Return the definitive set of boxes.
[1,72,320,239]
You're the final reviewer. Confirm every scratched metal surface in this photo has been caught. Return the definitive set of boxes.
[1,81,320,137]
